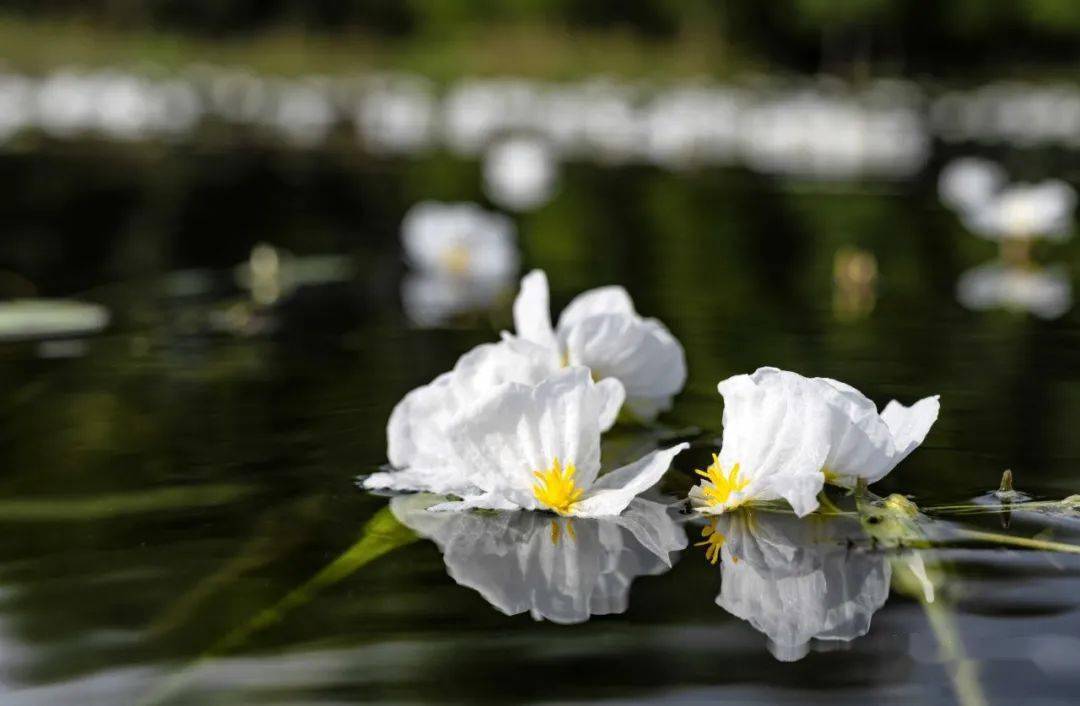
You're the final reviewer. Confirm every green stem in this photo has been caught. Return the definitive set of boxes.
[954,528,1080,554]
[138,506,417,706]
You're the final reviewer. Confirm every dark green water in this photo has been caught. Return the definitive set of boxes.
[1,145,1079,705]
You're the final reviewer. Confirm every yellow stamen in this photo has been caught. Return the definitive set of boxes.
[533,458,584,515]
[694,454,750,509]
[440,245,471,276]
[695,519,726,564]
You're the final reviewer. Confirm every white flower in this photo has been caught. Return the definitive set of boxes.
[938,157,1006,214]
[510,270,687,421]
[963,180,1076,241]
[701,509,890,662]
[364,337,572,496]
[401,201,519,281]
[957,262,1072,320]
[391,493,686,624]
[433,367,688,517]
[690,368,939,517]
[482,136,559,212]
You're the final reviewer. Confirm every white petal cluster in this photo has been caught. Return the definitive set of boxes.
[511,270,687,422]
[367,331,686,515]
[391,494,686,624]
[401,201,518,280]
[399,201,519,326]
[482,136,559,212]
[938,158,1076,241]
[369,337,564,497]
[691,368,939,517]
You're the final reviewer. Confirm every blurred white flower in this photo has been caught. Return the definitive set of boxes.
[399,201,519,326]
[703,509,890,662]
[690,368,939,517]
[391,493,685,624]
[511,270,687,421]
[355,75,435,154]
[429,367,687,517]
[963,180,1076,242]
[957,262,1072,320]
[482,136,558,211]
[401,201,518,280]
[938,157,1007,214]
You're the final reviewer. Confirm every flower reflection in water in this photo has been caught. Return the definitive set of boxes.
[391,494,686,624]
[957,262,1072,320]
[704,509,890,662]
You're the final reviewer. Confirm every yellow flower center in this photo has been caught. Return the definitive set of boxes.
[533,458,584,515]
[440,244,471,276]
[695,454,750,509]
[695,519,726,565]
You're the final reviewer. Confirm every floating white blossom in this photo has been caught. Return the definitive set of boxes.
[401,201,518,280]
[963,180,1076,242]
[399,201,519,326]
[702,509,890,662]
[430,367,687,517]
[391,493,686,624]
[690,368,939,517]
[482,136,558,211]
[511,270,686,421]
[938,157,1006,214]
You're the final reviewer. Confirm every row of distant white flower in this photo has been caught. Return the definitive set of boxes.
[366,268,940,521]
[0,69,929,178]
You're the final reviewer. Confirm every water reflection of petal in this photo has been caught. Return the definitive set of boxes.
[391,495,686,624]
[957,262,1072,320]
[400,273,510,328]
[710,510,890,662]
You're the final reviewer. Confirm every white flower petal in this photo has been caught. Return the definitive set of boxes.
[444,367,605,509]
[557,285,636,330]
[572,443,689,517]
[880,395,940,466]
[938,157,1006,214]
[562,315,686,421]
[402,201,518,278]
[379,338,562,495]
[427,492,518,513]
[594,377,626,432]
[814,377,940,486]
[512,269,558,350]
[361,467,480,498]
[385,372,456,470]
[713,368,831,516]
